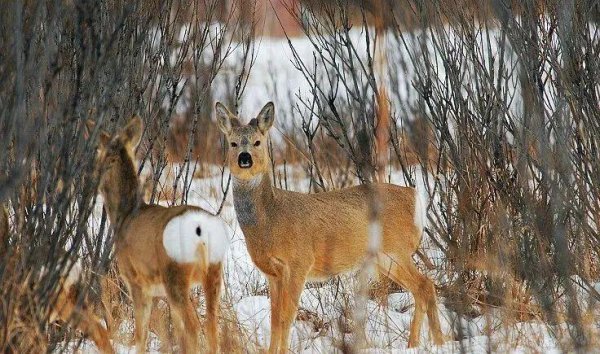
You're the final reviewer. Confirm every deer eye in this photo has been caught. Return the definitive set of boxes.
[230,142,238,148]
[195,227,201,237]
[254,141,261,147]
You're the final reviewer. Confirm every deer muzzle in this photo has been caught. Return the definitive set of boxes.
[238,152,253,168]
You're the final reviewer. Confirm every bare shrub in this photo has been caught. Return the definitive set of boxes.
[275,0,600,351]
[0,0,254,352]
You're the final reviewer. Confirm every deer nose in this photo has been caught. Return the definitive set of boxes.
[238,152,253,169]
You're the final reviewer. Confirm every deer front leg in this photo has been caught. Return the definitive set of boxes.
[278,273,306,353]
[268,256,300,354]
[267,257,311,354]
[268,276,282,354]
[202,263,223,354]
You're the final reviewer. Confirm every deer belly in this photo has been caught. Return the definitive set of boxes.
[307,269,336,282]
[311,248,366,276]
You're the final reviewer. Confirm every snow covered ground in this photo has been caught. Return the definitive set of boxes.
[71,26,600,353]
[182,168,578,354]
[72,162,600,354]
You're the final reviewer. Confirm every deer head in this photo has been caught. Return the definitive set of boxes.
[215,102,274,181]
[96,117,143,172]
[93,116,144,226]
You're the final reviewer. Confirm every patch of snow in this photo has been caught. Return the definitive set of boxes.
[234,295,271,347]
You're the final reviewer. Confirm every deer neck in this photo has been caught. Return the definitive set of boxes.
[232,171,274,228]
[100,150,142,231]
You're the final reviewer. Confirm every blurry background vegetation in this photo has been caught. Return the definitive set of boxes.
[0,0,599,352]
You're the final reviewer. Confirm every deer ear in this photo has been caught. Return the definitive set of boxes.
[122,115,143,148]
[256,102,274,133]
[215,102,236,135]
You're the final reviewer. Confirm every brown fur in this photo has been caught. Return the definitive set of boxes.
[0,204,113,353]
[96,117,223,353]
[216,102,445,352]
[49,279,114,354]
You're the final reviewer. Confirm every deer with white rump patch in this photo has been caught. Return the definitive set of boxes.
[93,116,230,353]
[215,102,445,352]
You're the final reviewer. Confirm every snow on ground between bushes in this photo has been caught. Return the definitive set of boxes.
[70,164,599,354]
[71,29,600,353]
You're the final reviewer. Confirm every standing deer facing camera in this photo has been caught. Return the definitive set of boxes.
[215,102,445,352]
[93,116,230,353]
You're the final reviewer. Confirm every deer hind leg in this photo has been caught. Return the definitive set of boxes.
[377,254,444,347]
[166,281,200,354]
[423,277,444,345]
[130,285,152,353]
[202,263,223,354]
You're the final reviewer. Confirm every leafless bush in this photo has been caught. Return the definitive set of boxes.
[0,1,254,352]
[280,0,600,351]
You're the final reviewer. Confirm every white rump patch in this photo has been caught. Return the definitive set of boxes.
[162,210,230,264]
[414,189,425,234]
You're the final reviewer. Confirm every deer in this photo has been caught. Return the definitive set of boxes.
[92,116,230,353]
[0,203,114,353]
[215,102,445,352]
